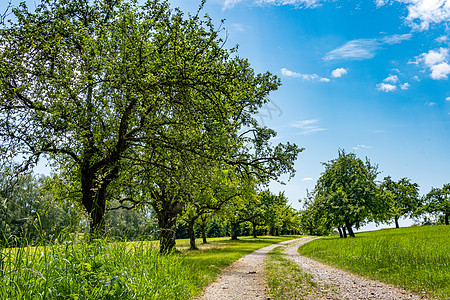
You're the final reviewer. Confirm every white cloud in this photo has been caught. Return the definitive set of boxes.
[281,68,329,82]
[290,119,327,135]
[413,75,420,81]
[446,97,450,101]
[413,48,450,80]
[302,177,314,181]
[281,68,302,78]
[376,0,450,30]
[377,83,397,92]
[353,144,372,150]
[426,101,437,106]
[436,35,449,43]
[384,75,399,83]
[324,34,412,61]
[430,62,450,79]
[256,0,326,8]
[401,82,411,89]
[331,68,348,78]
[422,48,448,66]
[223,0,328,9]
[223,0,246,9]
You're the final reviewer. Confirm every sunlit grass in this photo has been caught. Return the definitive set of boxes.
[0,235,300,299]
[298,226,450,299]
[265,243,318,300]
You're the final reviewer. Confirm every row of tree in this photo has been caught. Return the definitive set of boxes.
[0,0,302,252]
[0,170,301,248]
[299,150,450,237]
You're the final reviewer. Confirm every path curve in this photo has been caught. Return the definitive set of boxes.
[196,237,305,300]
[284,238,435,300]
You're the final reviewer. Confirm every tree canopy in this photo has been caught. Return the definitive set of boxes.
[312,150,380,237]
[0,0,301,249]
[380,176,420,228]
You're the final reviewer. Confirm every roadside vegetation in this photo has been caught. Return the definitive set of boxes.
[298,226,450,299]
[0,235,299,299]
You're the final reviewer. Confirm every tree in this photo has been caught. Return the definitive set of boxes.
[313,150,380,237]
[380,176,420,228]
[298,191,332,236]
[0,0,301,243]
[424,184,450,225]
[0,170,80,246]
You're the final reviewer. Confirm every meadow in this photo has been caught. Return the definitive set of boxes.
[298,225,450,299]
[0,235,300,299]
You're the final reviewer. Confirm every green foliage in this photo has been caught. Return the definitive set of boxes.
[312,150,381,236]
[380,176,420,228]
[298,191,332,236]
[298,226,450,299]
[0,172,80,246]
[423,184,450,225]
[0,0,301,243]
[105,206,158,241]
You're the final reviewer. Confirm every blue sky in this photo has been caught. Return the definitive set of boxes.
[167,0,450,228]
[2,0,449,228]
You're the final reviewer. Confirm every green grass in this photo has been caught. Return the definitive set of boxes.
[0,235,300,299]
[298,225,450,299]
[265,244,318,300]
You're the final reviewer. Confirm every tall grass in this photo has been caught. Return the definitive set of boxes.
[0,239,196,299]
[0,235,300,299]
[298,225,450,299]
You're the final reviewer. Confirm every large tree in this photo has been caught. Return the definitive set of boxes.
[0,0,301,241]
[313,150,380,237]
[424,184,450,225]
[380,176,420,228]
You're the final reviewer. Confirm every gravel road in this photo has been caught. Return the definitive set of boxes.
[196,236,435,300]
[283,237,434,300]
[196,238,305,300]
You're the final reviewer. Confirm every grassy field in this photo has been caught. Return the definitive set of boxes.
[0,235,300,299]
[298,225,450,299]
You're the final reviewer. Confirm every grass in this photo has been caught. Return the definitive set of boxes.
[298,225,450,299]
[265,244,318,300]
[0,235,300,299]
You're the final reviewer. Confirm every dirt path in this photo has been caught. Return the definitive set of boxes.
[283,238,433,300]
[196,237,305,300]
[197,236,434,300]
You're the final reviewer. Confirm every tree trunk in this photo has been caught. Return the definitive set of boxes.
[337,226,343,238]
[342,226,347,238]
[252,222,257,238]
[81,166,118,239]
[188,218,198,250]
[394,216,400,228]
[230,222,238,240]
[201,224,207,243]
[155,200,183,254]
[445,213,449,225]
[345,221,355,238]
[269,226,275,236]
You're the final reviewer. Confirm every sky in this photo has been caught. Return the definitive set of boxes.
[166,0,450,230]
[2,0,449,230]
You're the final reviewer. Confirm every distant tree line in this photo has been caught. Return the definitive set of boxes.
[0,168,301,247]
[299,150,450,237]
